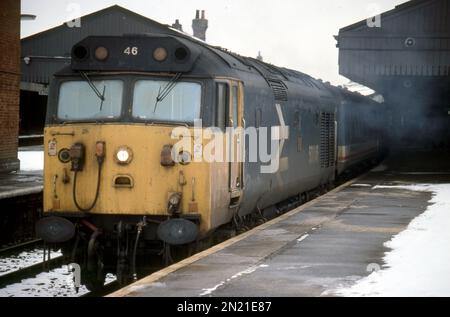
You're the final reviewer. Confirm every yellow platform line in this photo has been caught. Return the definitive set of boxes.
[109,176,362,297]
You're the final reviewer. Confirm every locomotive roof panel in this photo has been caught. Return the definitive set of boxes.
[70,35,202,73]
[64,32,329,92]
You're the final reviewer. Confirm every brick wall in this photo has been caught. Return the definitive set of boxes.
[0,0,20,172]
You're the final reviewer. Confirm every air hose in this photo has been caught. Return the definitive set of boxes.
[73,158,104,212]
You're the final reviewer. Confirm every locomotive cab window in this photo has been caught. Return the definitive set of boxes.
[217,83,241,129]
[132,80,201,123]
[57,80,123,120]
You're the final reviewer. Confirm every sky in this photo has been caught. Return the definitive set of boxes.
[21,0,408,87]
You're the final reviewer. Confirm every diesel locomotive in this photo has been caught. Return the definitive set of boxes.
[36,32,386,288]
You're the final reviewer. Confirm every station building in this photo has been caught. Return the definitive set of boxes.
[337,0,450,148]
[0,0,21,173]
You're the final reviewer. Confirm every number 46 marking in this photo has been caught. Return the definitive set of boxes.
[124,46,139,56]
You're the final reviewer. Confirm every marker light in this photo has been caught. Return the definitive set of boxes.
[95,46,109,61]
[115,147,133,165]
[153,47,168,62]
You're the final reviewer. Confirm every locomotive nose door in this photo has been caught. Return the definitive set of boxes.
[228,82,244,207]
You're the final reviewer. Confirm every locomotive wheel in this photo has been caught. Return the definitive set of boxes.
[83,262,106,291]
[255,218,266,226]
[237,227,248,235]
[68,240,106,291]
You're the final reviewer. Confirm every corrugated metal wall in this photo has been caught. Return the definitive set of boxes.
[21,7,176,85]
[338,0,450,91]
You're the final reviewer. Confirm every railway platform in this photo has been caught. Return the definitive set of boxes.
[0,146,43,201]
[0,146,43,246]
[0,172,43,201]
[110,150,450,297]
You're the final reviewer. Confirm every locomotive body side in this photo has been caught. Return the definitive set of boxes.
[238,74,338,216]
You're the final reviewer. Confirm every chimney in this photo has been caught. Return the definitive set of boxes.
[257,51,263,61]
[172,19,183,32]
[192,9,208,41]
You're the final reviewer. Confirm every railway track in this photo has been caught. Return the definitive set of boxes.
[0,240,155,297]
[0,254,64,289]
[0,239,65,289]
[0,245,113,297]
[0,239,43,256]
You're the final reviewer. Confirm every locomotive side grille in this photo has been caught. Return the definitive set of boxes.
[268,79,288,102]
[320,112,336,168]
[329,113,336,166]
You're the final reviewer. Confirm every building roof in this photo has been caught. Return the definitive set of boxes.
[337,0,450,93]
[22,5,171,42]
[339,0,438,34]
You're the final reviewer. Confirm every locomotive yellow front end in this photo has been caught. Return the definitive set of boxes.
[43,122,211,235]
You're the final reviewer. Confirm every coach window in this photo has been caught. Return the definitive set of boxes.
[216,83,228,130]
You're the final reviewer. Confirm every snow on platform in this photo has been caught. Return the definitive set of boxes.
[337,184,450,297]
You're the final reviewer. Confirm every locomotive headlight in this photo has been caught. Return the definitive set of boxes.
[115,146,133,165]
[169,194,180,206]
[153,47,168,62]
[95,46,109,61]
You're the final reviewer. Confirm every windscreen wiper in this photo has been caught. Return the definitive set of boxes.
[80,72,106,104]
[153,72,182,114]
[100,85,106,111]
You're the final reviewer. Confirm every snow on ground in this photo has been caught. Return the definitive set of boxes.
[0,248,62,277]
[18,151,44,171]
[0,266,89,297]
[337,184,450,297]
[0,264,117,297]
